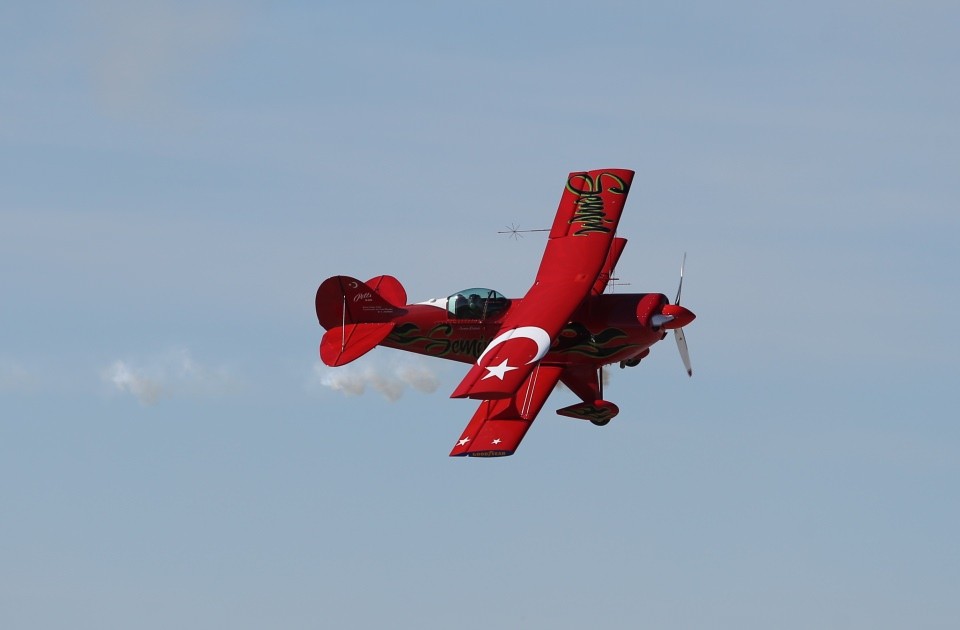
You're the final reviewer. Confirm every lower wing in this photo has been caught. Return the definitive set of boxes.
[449,364,564,457]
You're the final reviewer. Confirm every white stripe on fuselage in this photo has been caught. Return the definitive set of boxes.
[416,298,447,310]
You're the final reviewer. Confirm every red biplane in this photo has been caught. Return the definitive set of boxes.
[315,168,695,457]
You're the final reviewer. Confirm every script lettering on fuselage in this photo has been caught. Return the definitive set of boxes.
[565,172,628,236]
[425,331,488,360]
[389,322,489,361]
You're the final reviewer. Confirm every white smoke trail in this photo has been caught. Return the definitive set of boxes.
[104,359,164,405]
[395,363,439,393]
[0,357,38,393]
[102,348,235,405]
[312,359,440,402]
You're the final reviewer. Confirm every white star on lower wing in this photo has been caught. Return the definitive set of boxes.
[492,438,502,445]
[481,359,518,381]
[458,437,470,446]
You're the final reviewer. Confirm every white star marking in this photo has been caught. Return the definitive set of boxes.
[458,437,470,446]
[481,359,518,381]
[492,438,502,445]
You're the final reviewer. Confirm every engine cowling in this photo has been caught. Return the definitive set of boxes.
[635,293,668,328]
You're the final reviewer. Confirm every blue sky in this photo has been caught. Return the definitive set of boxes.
[2,1,958,628]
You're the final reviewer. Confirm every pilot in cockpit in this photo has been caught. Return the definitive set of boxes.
[467,293,483,318]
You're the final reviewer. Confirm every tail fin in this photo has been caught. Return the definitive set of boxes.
[315,275,406,330]
[316,275,407,367]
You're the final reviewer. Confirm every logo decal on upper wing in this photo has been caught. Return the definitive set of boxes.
[566,171,629,236]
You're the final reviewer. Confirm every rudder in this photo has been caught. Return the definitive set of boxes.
[315,275,406,330]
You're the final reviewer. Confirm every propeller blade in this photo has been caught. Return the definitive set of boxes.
[674,252,686,305]
[675,328,692,377]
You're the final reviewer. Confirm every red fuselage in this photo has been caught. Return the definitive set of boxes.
[381,293,671,368]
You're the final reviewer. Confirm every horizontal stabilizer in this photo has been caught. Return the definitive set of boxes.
[365,275,407,308]
[320,322,395,367]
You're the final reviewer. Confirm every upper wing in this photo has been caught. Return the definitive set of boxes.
[592,236,628,295]
[450,364,564,457]
[450,168,635,400]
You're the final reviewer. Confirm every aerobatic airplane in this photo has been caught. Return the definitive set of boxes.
[315,168,695,457]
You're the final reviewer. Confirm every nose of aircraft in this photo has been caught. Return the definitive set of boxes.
[659,303,696,329]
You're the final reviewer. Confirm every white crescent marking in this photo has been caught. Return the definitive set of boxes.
[477,326,552,366]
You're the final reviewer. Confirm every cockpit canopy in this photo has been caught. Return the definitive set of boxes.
[447,288,510,320]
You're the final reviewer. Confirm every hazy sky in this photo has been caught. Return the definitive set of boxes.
[2,2,958,628]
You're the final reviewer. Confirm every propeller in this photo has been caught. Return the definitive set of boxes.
[652,253,694,376]
[675,325,693,377]
[672,253,693,376]
[675,251,686,306]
